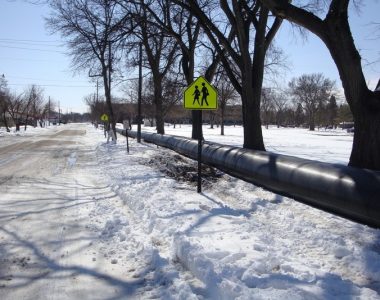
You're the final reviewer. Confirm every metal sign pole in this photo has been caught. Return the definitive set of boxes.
[197,111,203,193]
[126,129,130,153]
[197,134,202,193]
[137,42,142,143]
[123,120,130,153]
[183,75,218,194]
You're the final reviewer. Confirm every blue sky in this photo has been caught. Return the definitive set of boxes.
[274,1,380,95]
[0,1,379,114]
[1,0,94,113]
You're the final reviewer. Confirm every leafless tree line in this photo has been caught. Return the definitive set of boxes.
[46,0,379,170]
[0,76,50,132]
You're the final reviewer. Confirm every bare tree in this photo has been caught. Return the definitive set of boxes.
[327,95,338,128]
[272,90,289,128]
[161,74,184,120]
[261,88,275,129]
[47,0,131,139]
[214,67,239,135]
[261,0,380,170]
[127,1,180,134]
[0,75,11,132]
[23,85,45,129]
[84,93,106,124]
[7,92,26,131]
[139,0,225,140]
[289,73,335,131]
[294,102,305,127]
[173,0,283,150]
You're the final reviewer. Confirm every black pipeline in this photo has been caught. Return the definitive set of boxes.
[117,129,380,228]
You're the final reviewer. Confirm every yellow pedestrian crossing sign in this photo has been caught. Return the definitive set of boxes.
[184,76,218,110]
[100,114,109,122]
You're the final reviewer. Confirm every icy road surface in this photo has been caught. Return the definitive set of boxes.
[0,124,379,299]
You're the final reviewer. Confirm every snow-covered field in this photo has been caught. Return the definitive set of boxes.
[0,123,379,299]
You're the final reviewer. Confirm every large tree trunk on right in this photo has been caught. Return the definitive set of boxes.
[261,0,380,170]
[242,84,265,150]
[350,103,380,169]
[322,10,380,170]
[242,7,267,152]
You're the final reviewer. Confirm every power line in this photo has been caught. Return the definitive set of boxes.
[8,83,93,88]
[6,75,90,84]
[0,57,64,63]
[0,44,66,54]
[0,39,61,47]
[0,38,61,44]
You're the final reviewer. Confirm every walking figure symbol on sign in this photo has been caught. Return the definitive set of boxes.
[201,82,209,106]
[192,85,200,105]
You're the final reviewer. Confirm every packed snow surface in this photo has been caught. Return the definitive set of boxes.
[0,123,379,299]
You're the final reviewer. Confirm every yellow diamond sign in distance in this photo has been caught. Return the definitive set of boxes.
[100,113,109,122]
[184,76,218,110]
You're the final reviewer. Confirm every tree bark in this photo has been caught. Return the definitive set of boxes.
[261,0,380,170]
[3,112,10,132]
[243,5,269,151]
[154,82,165,134]
[322,12,380,169]
[102,63,116,140]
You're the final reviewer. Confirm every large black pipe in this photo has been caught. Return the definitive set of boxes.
[117,129,380,228]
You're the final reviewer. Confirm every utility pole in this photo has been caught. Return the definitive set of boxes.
[58,101,60,125]
[137,42,142,143]
[48,96,50,126]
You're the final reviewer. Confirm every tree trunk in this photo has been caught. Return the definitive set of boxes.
[154,82,165,135]
[182,51,202,141]
[349,97,380,169]
[24,114,29,131]
[322,13,380,169]
[241,60,266,150]
[309,111,315,131]
[3,112,10,132]
[242,8,267,151]
[260,0,380,169]
[242,86,265,150]
[103,64,116,141]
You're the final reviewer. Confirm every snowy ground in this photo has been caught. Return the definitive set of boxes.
[0,124,379,299]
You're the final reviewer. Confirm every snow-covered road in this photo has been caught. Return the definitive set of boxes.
[1,124,379,299]
[0,125,174,299]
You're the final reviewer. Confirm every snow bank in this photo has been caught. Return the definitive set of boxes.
[93,124,379,299]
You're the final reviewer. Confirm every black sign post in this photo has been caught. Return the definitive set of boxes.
[123,120,130,153]
[197,135,202,193]
[183,76,218,194]
[126,129,130,153]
